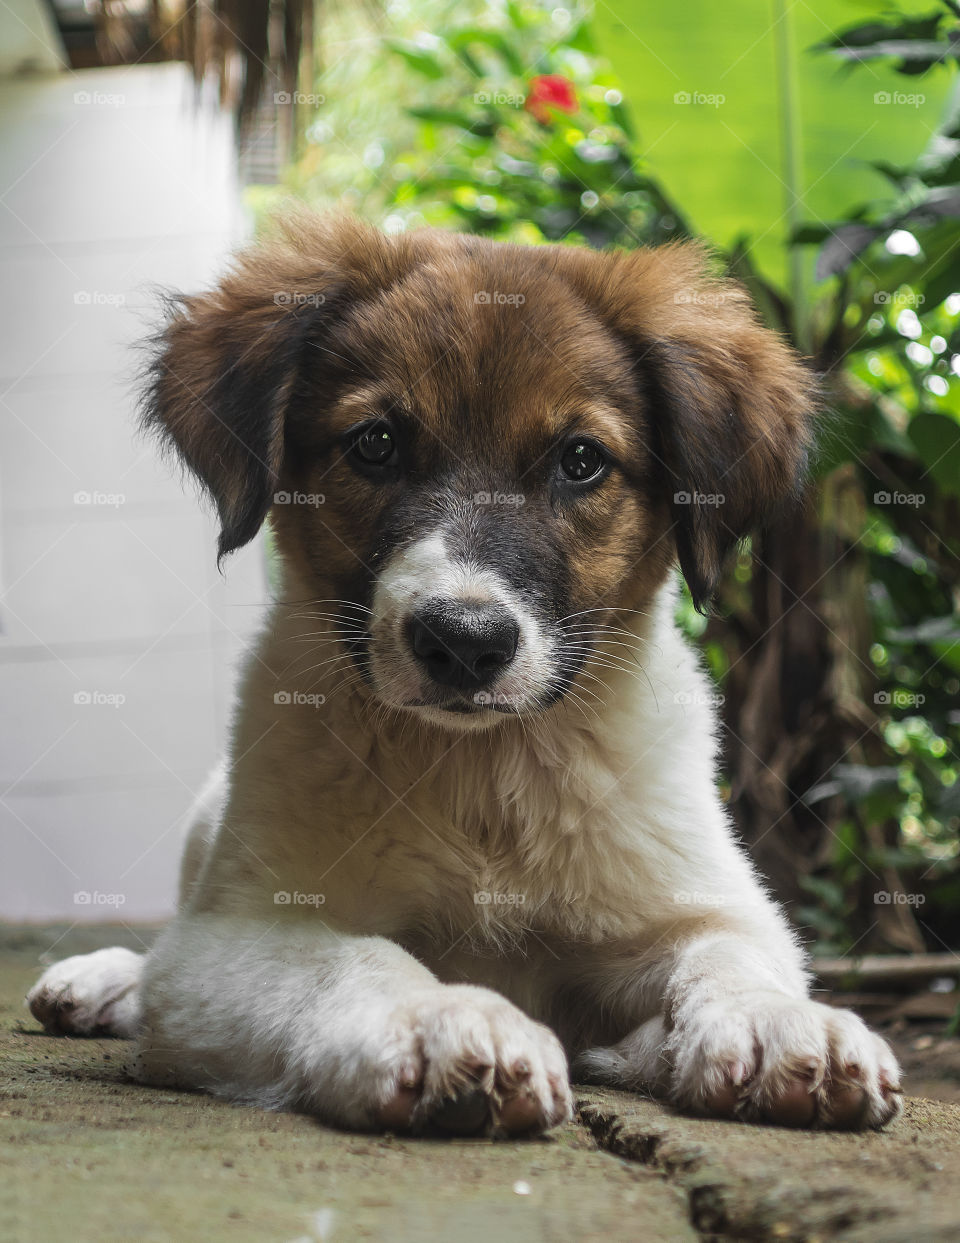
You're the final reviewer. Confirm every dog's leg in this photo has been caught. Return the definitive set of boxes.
[27,947,143,1037]
[133,915,570,1135]
[573,928,902,1130]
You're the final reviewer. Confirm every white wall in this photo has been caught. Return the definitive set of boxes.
[0,0,65,75]
[0,63,266,921]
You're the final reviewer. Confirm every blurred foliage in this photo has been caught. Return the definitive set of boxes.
[375,6,690,247]
[591,0,953,286]
[785,4,960,956]
[261,0,690,246]
[815,1,960,74]
[268,0,960,960]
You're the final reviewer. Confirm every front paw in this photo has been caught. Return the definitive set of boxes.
[668,994,902,1130]
[27,948,142,1038]
[369,985,572,1137]
[576,995,902,1130]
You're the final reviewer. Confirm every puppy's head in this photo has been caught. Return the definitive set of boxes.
[144,215,815,726]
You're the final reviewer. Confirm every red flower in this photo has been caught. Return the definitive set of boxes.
[524,74,578,124]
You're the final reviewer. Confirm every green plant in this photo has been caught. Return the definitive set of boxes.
[378,3,688,248]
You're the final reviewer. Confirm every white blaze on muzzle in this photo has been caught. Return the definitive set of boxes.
[369,531,554,715]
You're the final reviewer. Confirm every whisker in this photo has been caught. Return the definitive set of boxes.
[561,626,650,644]
[286,616,371,628]
[557,605,652,625]
[285,653,358,687]
[288,631,373,642]
[569,652,641,670]
[277,640,358,680]
[562,637,645,657]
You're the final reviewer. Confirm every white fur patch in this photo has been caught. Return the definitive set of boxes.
[369,529,554,719]
[28,947,142,1038]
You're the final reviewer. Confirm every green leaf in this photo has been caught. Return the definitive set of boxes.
[886,615,960,645]
[816,223,883,280]
[905,186,960,226]
[594,1,951,286]
[566,20,597,54]
[866,159,914,188]
[448,27,526,76]
[406,107,495,137]
[921,264,960,311]
[828,39,953,66]
[383,39,446,80]
[814,22,899,51]
[908,411,960,495]
[814,403,886,477]
[790,223,834,244]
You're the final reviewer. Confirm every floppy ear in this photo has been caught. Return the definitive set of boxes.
[141,214,404,562]
[568,242,817,610]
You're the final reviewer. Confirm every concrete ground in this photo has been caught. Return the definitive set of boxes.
[2,926,959,1243]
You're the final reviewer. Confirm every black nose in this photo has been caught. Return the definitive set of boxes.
[409,602,520,691]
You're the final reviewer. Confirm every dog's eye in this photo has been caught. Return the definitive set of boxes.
[351,423,396,466]
[559,441,606,483]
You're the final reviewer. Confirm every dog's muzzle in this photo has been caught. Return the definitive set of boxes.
[407,600,519,692]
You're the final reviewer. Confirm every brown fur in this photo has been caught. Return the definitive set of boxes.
[143,213,816,612]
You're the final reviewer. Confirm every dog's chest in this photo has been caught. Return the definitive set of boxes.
[346,737,654,944]
[252,680,709,942]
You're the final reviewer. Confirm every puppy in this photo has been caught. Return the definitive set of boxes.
[28,215,901,1135]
